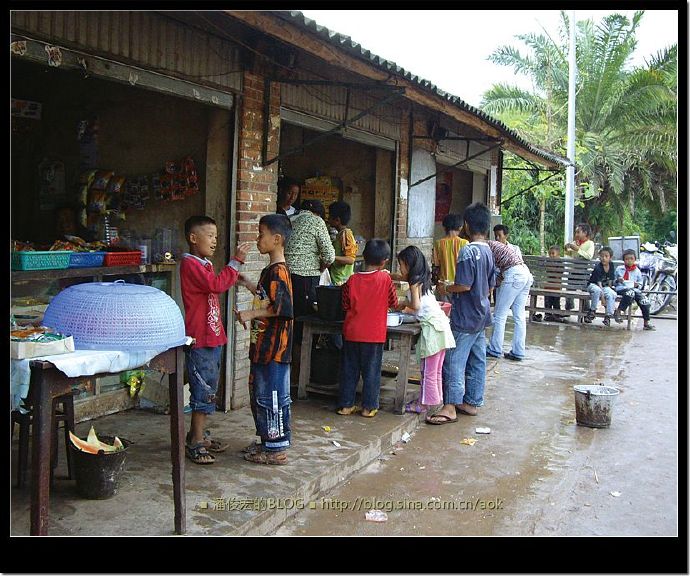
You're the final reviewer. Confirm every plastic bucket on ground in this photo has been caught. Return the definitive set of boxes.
[70,435,130,499]
[573,385,620,428]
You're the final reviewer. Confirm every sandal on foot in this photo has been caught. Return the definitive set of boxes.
[643,323,656,331]
[336,406,361,415]
[202,430,229,453]
[186,442,215,465]
[361,408,378,418]
[186,431,229,453]
[405,401,426,414]
[425,413,457,425]
[241,441,262,454]
[243,450,288,465]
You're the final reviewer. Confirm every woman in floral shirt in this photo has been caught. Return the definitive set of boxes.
[284,199,335,380]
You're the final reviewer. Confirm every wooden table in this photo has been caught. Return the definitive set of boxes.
[27,345,186,536]
[297,315,421,414]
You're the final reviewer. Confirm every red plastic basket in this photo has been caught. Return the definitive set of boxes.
[103,251,142,267]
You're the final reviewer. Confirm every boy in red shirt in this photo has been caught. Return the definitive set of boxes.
[180,215,252,464]
[337,239,398,418]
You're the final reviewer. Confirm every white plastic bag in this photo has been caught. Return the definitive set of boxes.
[319,268,332,286]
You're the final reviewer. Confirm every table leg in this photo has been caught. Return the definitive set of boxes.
[168,348,186,535]
[394,334,412,415]
[298,323,314,400]
[30,368,52,536]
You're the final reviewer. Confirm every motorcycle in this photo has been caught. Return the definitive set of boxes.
[639,241,662,290]
[640,241,677,315]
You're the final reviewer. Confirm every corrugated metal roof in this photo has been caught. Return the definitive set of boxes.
[276,11,570,167]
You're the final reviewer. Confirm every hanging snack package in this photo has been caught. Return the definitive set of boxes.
[87,190,108,214]
[79,169,97,188]
[89,170,114,192]
[159,173,174,201]
[182,157,199,196]
[172,174,187,200]
[106,175,126,196]
[77,170,97,226]
[106,175,126,211]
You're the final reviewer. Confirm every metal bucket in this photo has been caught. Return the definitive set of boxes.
[573,385,620,428]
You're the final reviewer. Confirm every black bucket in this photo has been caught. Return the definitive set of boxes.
[70,435,130,499]
[316,285,344,321]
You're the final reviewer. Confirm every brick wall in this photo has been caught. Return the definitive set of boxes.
[392,110,410,273]
[230,71,280,409]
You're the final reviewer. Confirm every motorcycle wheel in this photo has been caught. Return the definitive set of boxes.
[648,277,676,315]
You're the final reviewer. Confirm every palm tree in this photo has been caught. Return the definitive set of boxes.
[482,11,677,241]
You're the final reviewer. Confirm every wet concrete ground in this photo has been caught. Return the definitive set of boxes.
[278,314,679,536]
[10,311,678,538]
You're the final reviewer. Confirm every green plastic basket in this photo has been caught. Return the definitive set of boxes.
[12,250,73,271]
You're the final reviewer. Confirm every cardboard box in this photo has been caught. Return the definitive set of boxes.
[10,336,75,360]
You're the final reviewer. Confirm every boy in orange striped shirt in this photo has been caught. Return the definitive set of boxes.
[237,214,294,465]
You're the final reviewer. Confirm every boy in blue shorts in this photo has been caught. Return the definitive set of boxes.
[180,215,253,464]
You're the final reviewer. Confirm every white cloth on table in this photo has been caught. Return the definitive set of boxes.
[10,338,192,413]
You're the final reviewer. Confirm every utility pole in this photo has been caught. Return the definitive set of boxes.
[564,10,577,244]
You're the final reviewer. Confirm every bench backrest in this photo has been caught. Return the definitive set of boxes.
[523,255,596,291]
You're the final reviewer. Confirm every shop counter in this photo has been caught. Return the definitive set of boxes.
[12,344,188,536]
[296,315,421,414]
[11,262,177,296]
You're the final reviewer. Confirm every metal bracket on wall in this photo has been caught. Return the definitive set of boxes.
[261,78,405,166]
[408,141,504,190]
[10,34,234,109]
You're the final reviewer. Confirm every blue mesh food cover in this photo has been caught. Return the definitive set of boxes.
[43,281,187,351]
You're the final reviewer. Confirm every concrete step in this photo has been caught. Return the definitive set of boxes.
[11,398,422,536]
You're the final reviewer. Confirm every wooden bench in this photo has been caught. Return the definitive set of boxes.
[522,255,633,330]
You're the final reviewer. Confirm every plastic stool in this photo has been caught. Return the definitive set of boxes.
[11,391,76,488]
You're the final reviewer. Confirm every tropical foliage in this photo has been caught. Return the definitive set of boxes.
[482,11,677,251]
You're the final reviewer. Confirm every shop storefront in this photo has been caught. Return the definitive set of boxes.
[10,11,242,418]
[273,77,401,254]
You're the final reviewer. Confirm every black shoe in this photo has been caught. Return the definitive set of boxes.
[544,313,554,322]
[531,313,543,322]
[504,351,523,361]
